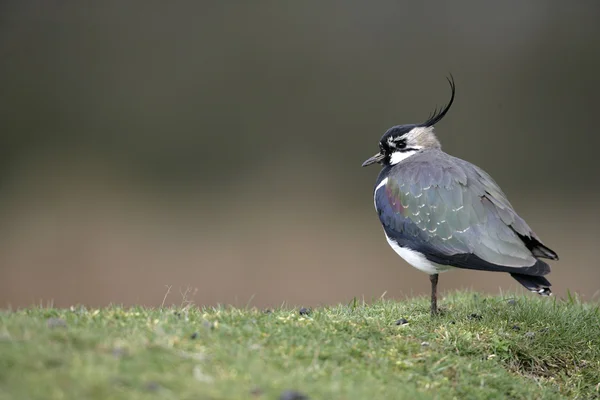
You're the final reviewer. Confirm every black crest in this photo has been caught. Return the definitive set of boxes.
[418,75,456,128]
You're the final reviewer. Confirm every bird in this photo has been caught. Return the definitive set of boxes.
[362,76,559,316]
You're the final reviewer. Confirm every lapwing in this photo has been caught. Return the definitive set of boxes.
[362,76,559,315]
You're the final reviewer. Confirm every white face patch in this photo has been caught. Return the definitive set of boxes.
[384,234,453,275]
[389,148,420,165]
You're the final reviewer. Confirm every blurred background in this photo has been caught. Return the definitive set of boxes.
[1,1,599,309]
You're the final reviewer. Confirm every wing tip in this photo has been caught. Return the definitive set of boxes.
[514,230,559,261]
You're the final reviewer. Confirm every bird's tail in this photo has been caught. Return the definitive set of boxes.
[510,273,552,296]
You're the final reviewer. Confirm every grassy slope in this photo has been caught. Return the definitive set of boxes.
[0,292,599,400]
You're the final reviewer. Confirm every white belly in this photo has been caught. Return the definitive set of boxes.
[385,233,453,275]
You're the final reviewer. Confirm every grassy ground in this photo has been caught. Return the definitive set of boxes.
[0,292,599,400]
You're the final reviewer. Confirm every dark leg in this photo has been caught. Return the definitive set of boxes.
[430,274,439,316]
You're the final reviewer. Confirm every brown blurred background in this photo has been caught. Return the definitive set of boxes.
[1,1,599,309]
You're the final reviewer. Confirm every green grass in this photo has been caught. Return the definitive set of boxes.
[0,292,599,400]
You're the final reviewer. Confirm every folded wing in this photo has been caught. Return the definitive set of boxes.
[375,150,556,276]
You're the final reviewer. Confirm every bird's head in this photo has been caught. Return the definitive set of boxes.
[362,75,455,167]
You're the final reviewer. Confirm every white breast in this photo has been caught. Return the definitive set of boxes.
[384,234,453,275]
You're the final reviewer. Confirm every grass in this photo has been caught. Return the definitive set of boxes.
[0,292,599,400]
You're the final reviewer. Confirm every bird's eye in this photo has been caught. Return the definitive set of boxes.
[395,138,407,149]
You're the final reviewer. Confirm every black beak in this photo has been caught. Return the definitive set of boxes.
[362,152,385,167]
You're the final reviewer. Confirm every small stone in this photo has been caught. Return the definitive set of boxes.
[143,381,160,392]
[421,341,430,347]
[298,307,311,316]
[279,390,309,400]
[468,313,482,320]
[395,318,409,326]
[525,331,535,339]
[112,347,128,358]
[507,299,517,305]
[47,318,67,328]
[511,325,521,331]
[190,332,198,339]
